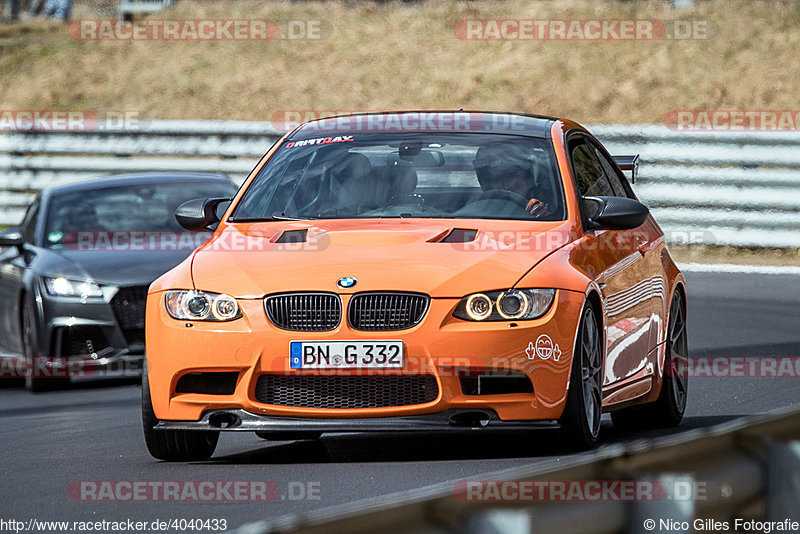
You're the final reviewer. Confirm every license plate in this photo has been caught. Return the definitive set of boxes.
[290,340,403,369]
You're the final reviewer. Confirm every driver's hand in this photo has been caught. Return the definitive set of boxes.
[526,198,551,217]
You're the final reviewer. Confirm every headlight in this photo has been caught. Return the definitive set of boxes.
[454,289,555,321]
[44,277,103,298]
[165,290,242,322]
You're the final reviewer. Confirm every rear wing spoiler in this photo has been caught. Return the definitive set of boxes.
[612,154,639,184]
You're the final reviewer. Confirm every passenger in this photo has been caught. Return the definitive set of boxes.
[327,153,374,215]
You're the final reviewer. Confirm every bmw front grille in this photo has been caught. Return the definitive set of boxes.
[264,292,342,331]
[263,291,429,332]
[348,292,429,331]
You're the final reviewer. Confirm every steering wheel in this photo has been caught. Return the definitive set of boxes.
[465,189,531,211]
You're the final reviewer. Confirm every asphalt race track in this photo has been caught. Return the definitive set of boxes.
[1,270,798,531]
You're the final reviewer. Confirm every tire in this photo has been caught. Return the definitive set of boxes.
[141,361,219,461]
[611,289,688,430]
[22,297,68,392]
[559,300,603,449]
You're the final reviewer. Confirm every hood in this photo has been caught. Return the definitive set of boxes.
[190,219,576,298]
[45,249,194,287]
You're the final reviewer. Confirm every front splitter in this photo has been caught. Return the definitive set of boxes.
[155,408,560,433]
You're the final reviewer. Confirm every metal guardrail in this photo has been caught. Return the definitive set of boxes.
[593,125,800,248]
[231,406,800,534]
[1,121,798,247]
[0,120,284,225]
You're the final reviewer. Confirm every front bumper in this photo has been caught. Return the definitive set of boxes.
[146,289,585,423]
[156,408,559,433]
[38,285,148,378]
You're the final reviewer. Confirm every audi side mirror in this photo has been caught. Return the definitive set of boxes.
[0,227,24,249]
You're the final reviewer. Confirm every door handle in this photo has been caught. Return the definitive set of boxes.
[636,236,649,255]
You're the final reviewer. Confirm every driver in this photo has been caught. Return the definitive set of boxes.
[473,143,550,217]
[64,203,103,232]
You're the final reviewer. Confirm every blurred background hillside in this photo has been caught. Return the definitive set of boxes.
[2,0,799,124]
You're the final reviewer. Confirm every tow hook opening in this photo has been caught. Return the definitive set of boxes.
[449,411,492,428]
[208,412,241,429]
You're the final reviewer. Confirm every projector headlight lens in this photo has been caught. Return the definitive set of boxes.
[465,293,493,321]
[454,289,555,321]
[165,290,241,322]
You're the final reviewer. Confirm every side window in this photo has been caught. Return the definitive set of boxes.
[20,198,40,244]
[591,144,630,198]
[569,138,614,197]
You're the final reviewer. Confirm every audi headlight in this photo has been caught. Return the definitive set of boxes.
[165,290,242,322]
[454,289,555,321]
[44,277,103,298]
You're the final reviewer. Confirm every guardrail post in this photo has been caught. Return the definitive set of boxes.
[767,441,800,521]
[627,474,695,534]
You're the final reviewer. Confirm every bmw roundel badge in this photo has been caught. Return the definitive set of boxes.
[337,276,357,289]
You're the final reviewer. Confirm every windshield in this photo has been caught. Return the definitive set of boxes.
[43,181,237,249]
[231,133,565,222]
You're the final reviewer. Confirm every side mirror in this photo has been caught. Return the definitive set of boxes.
[0,227,24,249]
[583,196,649,230]
[175,198,231,231]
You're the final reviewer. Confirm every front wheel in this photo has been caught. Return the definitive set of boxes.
[559,300,603,449]
[142,362,219,461]
[611,289,688,430]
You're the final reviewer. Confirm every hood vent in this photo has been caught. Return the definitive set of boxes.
[275,229,308,244]
[440,228,478,243]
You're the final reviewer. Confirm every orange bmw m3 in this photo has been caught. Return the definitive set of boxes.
[142,112,688,461]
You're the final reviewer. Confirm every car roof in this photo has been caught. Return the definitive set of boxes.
[291,111,557,139]
[42,172,237,196]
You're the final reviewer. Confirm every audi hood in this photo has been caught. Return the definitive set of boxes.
[36,248,197,288]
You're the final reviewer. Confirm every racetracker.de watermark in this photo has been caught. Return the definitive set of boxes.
[67,19,331,41]
[271,110,372,131]
[668,356,800,379]
[0,356,142,380]
[0,356,548,380]
[280,111,539,133]
[59,229,717,254]
[0,519,228,533]
[445,229,714,252]
[665,110,800,131]
[0,110,142,132]
[454,479,707,502]
[59,229,332,253]
[62,230,212,252]
[68,480,320,502]
[454,19,712,40]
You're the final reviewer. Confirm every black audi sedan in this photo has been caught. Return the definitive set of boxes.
[0,173,239,391]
